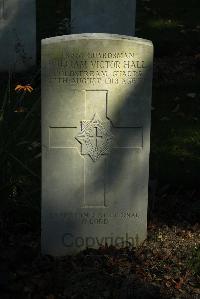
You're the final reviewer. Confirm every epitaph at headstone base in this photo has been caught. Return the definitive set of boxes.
[42,34,153,256]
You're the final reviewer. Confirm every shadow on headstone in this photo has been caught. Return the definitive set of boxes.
[41,34,153,256]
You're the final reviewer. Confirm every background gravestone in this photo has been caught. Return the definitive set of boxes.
[0,0,36,72]
[42,34,153,256]
[71,0,136,36]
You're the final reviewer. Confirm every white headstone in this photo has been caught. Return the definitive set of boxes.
[0,0,36,72]
[71,0,136,36]
[41,34,153,256]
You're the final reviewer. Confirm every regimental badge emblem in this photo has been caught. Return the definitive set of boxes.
[75,113,114,162]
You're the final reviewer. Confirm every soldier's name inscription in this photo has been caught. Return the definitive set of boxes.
[45,50,147,86]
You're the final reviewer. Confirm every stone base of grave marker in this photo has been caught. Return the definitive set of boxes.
[41,34,153,256]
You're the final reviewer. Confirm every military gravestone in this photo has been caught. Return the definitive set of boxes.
[42,34,153,256]
[0,0,36,71]
[71,0,136,36]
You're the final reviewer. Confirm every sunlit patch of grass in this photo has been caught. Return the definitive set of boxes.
[147,19,179,30]
[183,131,200,146]
[163,129,200,161]
[152,118,200,158]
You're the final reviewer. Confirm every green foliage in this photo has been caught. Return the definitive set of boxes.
[188,245,200,275]
[0,71,41,229]
[136,0,200,56]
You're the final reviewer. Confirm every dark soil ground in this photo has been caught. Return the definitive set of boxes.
[0,203,199,299]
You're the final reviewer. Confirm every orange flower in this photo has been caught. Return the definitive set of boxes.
[15,84,33,93]
[14,107,27,113]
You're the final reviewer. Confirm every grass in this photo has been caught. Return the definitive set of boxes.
[136,0,200,56]
[0,70,41,231]
[135,0,200,189]
[151,87,200,187]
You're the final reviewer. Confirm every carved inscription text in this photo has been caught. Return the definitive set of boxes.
[46,50,147,86]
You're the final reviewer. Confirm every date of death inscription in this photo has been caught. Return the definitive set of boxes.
[44,51,148,86]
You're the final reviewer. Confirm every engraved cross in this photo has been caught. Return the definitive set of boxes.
[93,127,103,148]
[49,90,143,208]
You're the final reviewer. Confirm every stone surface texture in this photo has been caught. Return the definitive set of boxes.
[71,0,136,36]
[42,34,153,256]
[0,0,36,71]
